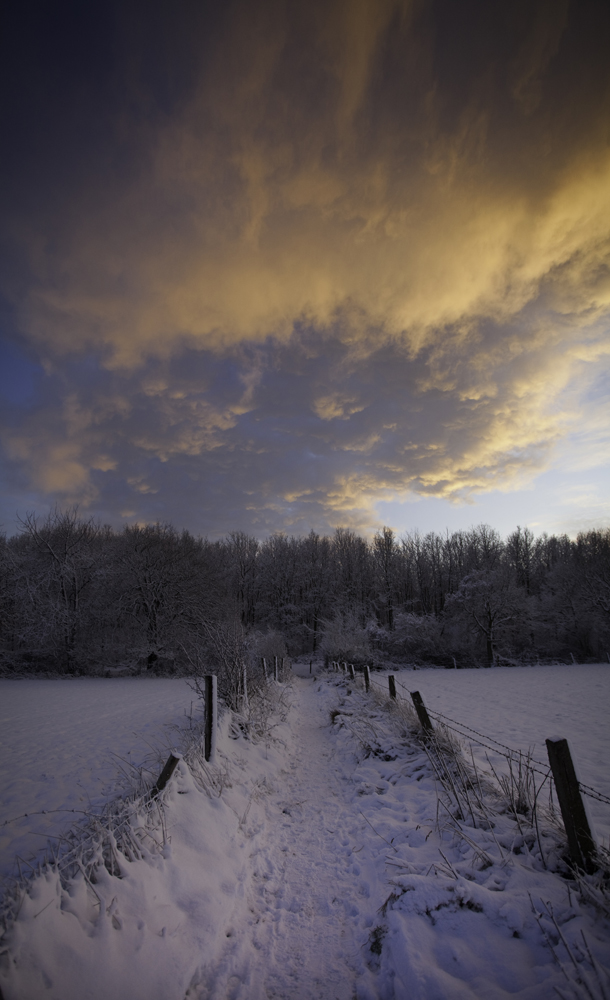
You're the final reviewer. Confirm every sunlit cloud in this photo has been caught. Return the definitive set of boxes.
[1,0,609,536]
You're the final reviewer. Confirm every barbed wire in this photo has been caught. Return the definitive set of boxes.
[367,671,610,807]
[429,709,549,768]
[577,784,610,806]
[393,674,548,760]
[1,808,90,829]
[426,716,553,782]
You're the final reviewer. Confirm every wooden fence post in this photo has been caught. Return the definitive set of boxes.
[262,656,268,680]
[274,656,278,681]
[364,664,370,692]
[151,750,183,797]
[546,737,596,873]
[204,674,218,763]
[242,661,249,712]
[349,663,355,679]
[388,675,397,700]
[410,690,434,735]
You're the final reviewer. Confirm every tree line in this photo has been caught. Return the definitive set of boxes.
[1,509,609,675]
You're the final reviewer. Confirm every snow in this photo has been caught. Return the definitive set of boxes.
[1,665,609,999]
[0,677,196,880]
[369,663,610,847]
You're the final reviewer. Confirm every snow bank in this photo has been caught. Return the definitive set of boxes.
[0,678,196,880]
[0,708,288,1000]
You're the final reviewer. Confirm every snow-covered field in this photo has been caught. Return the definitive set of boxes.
[0,678,196,880]
[369,663,610,847]
[1,664,609,1000]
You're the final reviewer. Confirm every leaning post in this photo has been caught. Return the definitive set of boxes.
[204,674,218,763]
[546,737,596,873]
[388,675,397,700]
[151,750,183,798]
[364,664,371,693]
[410,690,434,735]
[348,663,355,680]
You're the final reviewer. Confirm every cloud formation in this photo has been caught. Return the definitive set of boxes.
[1,0,609,535]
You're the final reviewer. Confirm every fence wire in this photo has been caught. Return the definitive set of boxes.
[365,670,610,808]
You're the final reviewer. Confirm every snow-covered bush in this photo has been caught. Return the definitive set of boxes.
[248,629,288,667]
[319,611,372,664]
[186,616,250,712]
[369,612,447,664]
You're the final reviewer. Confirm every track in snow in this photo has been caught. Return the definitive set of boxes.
[188,666,388,1000]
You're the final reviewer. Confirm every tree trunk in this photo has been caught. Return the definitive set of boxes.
[486,636,494,666]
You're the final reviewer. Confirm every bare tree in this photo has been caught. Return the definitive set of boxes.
[16,507,104,671]
[372,527,400,629]
[445,568,529,665]
[223,531,260,626]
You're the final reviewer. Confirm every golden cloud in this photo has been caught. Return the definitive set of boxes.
[11,0,606,366]
[3,0,610,530]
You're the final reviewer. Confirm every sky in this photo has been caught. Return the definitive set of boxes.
[1,0,609,541]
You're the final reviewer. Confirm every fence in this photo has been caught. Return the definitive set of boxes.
[330,661,609,874]
[153,659,289,795]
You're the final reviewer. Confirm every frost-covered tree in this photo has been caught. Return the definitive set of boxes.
[332,528,372,622]
[445,568,529,665]
[372,527,400,629]
[3,512,610,672]
[15,508,106,671]
[222,531,260,626]
[116,523,220,668]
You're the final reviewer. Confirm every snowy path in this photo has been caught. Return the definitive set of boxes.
[189,668,386,1000]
